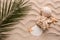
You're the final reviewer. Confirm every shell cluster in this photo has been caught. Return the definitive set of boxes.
[28,6,58,36]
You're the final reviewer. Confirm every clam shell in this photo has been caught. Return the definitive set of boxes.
[42,7,52,13]
[30,25,43,36]
[41,7,52,17]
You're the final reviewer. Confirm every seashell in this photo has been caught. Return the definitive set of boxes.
[29,25,43,36]
[41,6,52,17]
[42,6,52,13]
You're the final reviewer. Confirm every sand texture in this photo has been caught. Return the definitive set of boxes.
[6,0,60,40]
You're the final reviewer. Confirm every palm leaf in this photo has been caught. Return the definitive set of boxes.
[0,0,31,40]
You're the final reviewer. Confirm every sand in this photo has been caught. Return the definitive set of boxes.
[6,0,60,40]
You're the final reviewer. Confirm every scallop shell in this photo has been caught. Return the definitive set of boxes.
[42,6,52,13]
[29,25,43,36]
[41,6,52,17]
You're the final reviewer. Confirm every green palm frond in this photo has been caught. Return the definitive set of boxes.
[0,0,31,40]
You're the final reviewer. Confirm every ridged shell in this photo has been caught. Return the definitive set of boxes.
[30,25,43,36]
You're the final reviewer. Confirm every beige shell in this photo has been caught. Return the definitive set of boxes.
[41,7,52,17]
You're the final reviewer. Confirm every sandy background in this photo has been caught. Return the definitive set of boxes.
[6,0,60,40]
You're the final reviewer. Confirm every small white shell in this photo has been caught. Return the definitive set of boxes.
[41,6,52,17]
[42,7,52,13]
[30,25,43,36]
